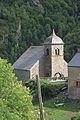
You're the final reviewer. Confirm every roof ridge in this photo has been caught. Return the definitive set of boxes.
[30,46,43,47]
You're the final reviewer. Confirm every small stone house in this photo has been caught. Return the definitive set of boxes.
[13,30,68,84]
[68,53,80,99]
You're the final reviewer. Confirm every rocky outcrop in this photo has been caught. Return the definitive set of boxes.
[32,0,44,13]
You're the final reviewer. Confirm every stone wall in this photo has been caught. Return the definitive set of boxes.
[52,44,64,57]
[63,60,68,77]
[30,61,39,79]
[68,67,80,99]
[44,45,51,77]
[51,44,68,77]
[39,55,45,78]
[51,57,68,77]
[14,69,30,83]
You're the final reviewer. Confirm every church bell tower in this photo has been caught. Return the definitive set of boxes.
[44,29,68,78]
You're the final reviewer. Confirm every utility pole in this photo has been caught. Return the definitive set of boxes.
[36,75,44,120]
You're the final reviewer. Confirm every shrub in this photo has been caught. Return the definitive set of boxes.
[26,79,66,100]
[71,114,80,120]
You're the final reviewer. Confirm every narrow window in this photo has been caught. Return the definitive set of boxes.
[55,48,60,55]
[76,81,80,87]
[46,48,49,55]
[73,80,77,87]
[58,48,60,55]
[73,80,80,88]
[55,49,57,55]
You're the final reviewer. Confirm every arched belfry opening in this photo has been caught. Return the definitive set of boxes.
[58,48,60,55]
[55,48,60,55]
[55,49,57,55]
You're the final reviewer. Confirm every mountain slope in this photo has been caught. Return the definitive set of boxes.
[0,0,80,63]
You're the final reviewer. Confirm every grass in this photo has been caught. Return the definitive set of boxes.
[43,94,80,120]
[33,82,80,120]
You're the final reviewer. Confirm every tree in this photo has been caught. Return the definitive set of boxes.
[0,58,37,120]
[45,24,51,37]
[0,0,79,63]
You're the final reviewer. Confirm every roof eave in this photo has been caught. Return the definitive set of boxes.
[68,65,80,67]
[43,43,64,45]
[13,68,30,71]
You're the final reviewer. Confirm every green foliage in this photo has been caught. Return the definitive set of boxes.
[71,113,80,120]
[42,95,80,120]
[34,87,80,120]
[26,79,66,100]
[0,58,37,120]
[0,0,80,63]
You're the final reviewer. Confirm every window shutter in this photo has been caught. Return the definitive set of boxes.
[73,80,76,87]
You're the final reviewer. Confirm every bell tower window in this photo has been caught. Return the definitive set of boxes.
[46,48,49,55]
[55,49,57,55]
[58,48,60,55]
[55,48,60,55]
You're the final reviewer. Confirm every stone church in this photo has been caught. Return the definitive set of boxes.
[13,30,68,83]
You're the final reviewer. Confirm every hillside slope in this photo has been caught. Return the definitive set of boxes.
[0,0,80,63]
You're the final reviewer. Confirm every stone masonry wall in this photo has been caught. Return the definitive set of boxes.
[68,67,80,99]
[39,55,45,78]
[44,45,51,77]
[51,44,68,77]
[30,61,39,79]
[14,69,30,82]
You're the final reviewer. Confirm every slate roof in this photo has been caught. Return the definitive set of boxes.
[13,46,44,70]
[44,30,64,45]
[68,53,80,67]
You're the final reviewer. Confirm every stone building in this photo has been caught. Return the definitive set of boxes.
[68,53,80,99]
[13,30,68,83]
